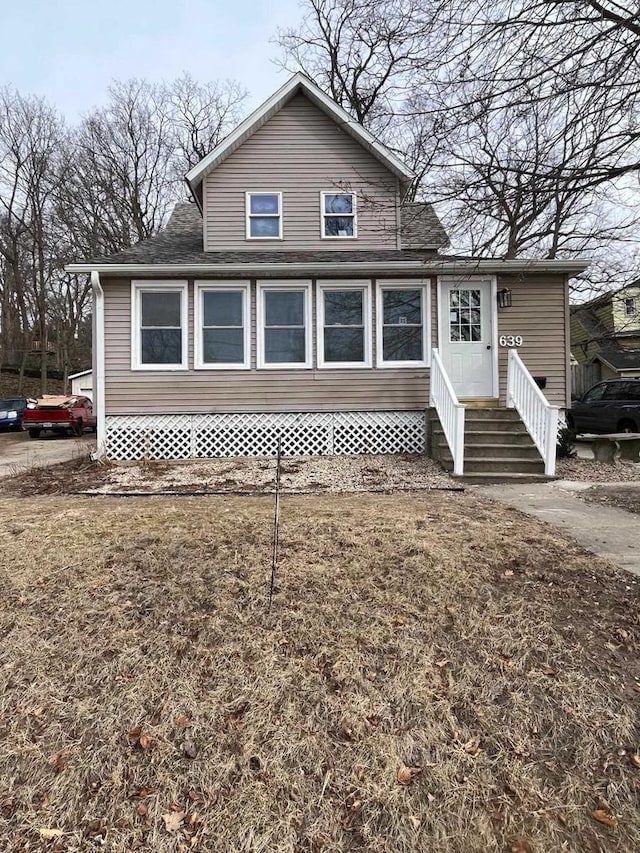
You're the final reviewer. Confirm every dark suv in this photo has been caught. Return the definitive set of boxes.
[0,397,29,431]
[568,379,640,434]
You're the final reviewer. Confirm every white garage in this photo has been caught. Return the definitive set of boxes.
[68,369,93,401]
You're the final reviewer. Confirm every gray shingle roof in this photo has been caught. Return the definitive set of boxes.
[597,345,640,371]
[400,202,449,249]
[87,200,448,265]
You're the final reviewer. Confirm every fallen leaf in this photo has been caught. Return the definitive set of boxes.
[175,714,190,728]
[510,840,533,853]
[355,766,365,782]
[162,811,185,833]
[48,752,67,772]
[504,569,514,577]
[396,765,421,785]
[631,754,640,769]
[463,736,481,756]
[592,808,618,828]
[39,828,63,840]
[127,726,142,742]
[136,803,148,817]
[435,659,449,668]
[132,786,155,799]
[542,665,557,676]
[409,816,421,829]
[139,734,153,751]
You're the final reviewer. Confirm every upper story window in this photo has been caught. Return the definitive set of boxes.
[194,282,250,370]
[624,296,637,316]
[321,192,357,238]
[131,281,188,371]
[376,281,429,368]
[317,282,371,368]
[246,192,282,239]
[257,282,312,369]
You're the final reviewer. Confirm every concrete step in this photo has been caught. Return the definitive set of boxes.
[433,428,535,447]
[464,443,542,460]
[463,457,545,474]
[452,473,556,485]
[464,408,521,421]
[435,442,541,462]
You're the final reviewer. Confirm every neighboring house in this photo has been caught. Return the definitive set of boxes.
[68,369,93,401]
[67,73,587,477]
[571,282,640,392]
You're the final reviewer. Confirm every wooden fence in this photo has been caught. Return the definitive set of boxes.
[571,362,601,397]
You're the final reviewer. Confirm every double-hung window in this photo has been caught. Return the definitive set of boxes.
[321,192,356,238]
[625,296,637,316]
[246,192,282,239]
[195,282,250,369]
[257,282,312,368]
[377,281,429,367]
[317,282,371,367]
[132,281,188,370]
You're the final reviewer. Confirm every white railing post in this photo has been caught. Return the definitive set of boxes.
[544,405,559,476]
[430,348,465,476]
[506,348,558,476]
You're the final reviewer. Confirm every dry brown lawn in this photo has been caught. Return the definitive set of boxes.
[0,491,639,853]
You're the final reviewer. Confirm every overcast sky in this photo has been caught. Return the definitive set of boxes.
[0,0,302,118]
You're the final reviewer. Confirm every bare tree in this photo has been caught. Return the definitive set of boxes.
[276,0,640,294]
[0,87,64,390]
[163,73,248,174]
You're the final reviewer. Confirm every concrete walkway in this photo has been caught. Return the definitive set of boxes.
[477,480,640,577]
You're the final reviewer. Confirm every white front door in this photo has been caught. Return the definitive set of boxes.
[440,280,495,398]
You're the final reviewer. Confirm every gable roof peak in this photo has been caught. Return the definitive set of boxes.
[185,73,415,206]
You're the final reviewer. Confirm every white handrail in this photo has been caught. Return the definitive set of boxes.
[506,349,558,476]
[430,348,465,475]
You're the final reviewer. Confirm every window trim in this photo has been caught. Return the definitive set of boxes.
[131,280,188,371]
[194,281,251,370]
[320,191,357,240]
[624,296,637,316]
[376,279,430,368]
[256,280,312,370]
[245,191,283,240]
[316,280,372,369]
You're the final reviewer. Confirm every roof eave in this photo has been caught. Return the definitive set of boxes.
[65,258,591,276]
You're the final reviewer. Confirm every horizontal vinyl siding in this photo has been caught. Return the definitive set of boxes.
[104,277,434,415]
[203,94,398,251]
[497,274,568,407]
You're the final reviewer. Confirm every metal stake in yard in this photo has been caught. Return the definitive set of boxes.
[268,435,283,613]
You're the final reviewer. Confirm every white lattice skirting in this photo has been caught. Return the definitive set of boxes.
[105,411,426,460]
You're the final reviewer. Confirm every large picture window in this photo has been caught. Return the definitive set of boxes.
[376,281,429,367]
[131,282,188,370]
[321,192,356,238]
[257,282,312,368]
[195,282,250,369]
[246,192,282,239]
[317,282,371,368]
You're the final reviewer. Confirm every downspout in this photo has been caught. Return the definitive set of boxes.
[91,270,107,459]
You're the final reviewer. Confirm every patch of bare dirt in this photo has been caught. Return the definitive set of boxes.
[0,492,638,852]
[557,457,640,483]
[1,453,454,497]
[577,484,640,516]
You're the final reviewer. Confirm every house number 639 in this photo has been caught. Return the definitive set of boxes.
[499,335,523,347]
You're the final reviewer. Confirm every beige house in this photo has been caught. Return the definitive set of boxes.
[571,282,640,392]
[68,74,587,479]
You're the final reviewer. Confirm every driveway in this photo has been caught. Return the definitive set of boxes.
[0,431,94,480]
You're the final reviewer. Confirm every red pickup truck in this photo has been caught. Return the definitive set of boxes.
[23,395,96,439]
